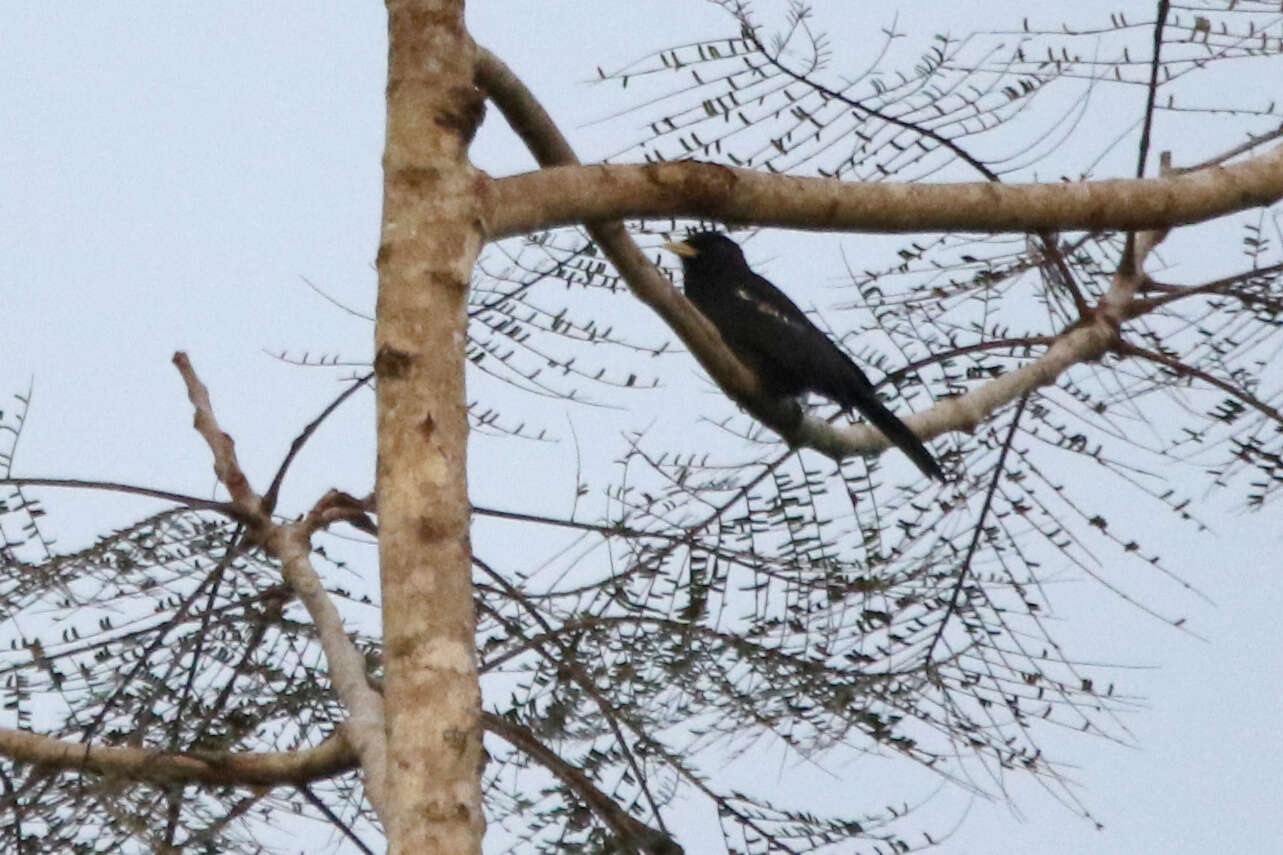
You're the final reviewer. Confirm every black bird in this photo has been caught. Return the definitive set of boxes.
[664,232,944,481]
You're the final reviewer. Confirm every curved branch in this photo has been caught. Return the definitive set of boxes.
[0,477,241,518]
[1119,341,1283,428]
[1125,261,1283,317]
[483,146,1283,240]
[263,372,373,514]
[0,726,355,787]
[893,243,1157,446]
[876,317,1117,447]
[483,712,680,855]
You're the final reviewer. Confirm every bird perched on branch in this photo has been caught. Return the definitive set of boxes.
[664,232,944,481]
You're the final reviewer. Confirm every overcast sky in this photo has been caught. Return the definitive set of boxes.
[3,2,1282,853]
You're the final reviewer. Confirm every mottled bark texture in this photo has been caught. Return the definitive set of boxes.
[377,1,486,853]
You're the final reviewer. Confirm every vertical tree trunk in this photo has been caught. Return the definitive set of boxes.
[376,1,486,852]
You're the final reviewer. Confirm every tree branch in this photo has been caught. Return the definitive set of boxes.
[173,352,264,519]
[483,712,681,855]
[0,726,355,787]
[171,352,389,820]
[265,521,389,813]
[1119,341,1283,428]
[483,146,1283,240]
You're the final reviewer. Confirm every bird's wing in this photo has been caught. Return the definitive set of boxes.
[695,271,869,399]
[737,272,818,329]
[708,272,838,358]
[745,273,874,386]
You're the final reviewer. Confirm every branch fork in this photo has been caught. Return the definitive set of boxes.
[171,351,389,820]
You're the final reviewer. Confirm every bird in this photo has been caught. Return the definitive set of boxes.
[663,232,944,481]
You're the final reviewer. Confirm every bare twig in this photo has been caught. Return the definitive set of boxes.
[1125,261,1283,317]
[1136,1,1171,179]
[263,372,374,513]
[925,394,1029,665]
[0,477,241,519]
[484,712,681,855]
[1119,341,1283,428]
[172,352,263,517]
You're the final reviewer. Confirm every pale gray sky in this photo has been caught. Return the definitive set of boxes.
[3,2,1281,853]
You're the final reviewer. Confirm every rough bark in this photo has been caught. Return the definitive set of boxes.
[377,1,486,852]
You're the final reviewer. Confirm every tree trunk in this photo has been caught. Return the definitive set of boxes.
[376,1,486,852]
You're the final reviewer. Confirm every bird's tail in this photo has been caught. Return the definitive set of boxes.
[850,394,944,481]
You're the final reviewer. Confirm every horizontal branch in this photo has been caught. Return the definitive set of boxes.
[484,146,1283,240]
[0,713,669,852]
[0,725,355,787]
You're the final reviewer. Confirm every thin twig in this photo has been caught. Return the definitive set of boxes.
[1136,1,1171,179]
[925,394,1029,665]
[263,372,373,513]
[0,477,242,520]
[172,352,262,518]
[1120,341,1283,427]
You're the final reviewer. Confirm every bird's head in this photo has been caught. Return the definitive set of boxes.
[662,232,748,275]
